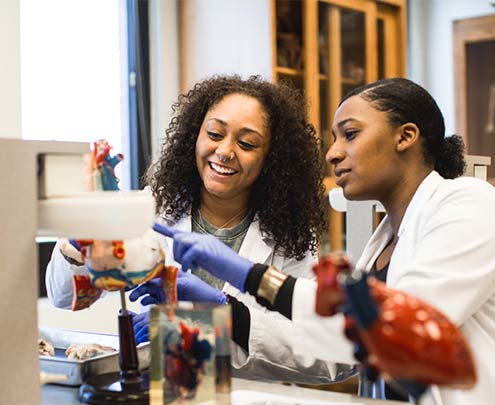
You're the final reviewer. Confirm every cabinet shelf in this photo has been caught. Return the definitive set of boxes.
[275,66,303,77]
[341,77,365,86]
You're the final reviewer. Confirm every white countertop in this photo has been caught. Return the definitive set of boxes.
[42,377,406,404]
[38,298,406,404]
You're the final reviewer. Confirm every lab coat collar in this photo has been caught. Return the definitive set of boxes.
[238,214,273,265]
[397,170,443,239]
[175,214,192,232]
[356,217,393,272]
[356,171,443,272]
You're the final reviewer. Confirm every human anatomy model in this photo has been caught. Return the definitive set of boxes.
[66,140,177,310]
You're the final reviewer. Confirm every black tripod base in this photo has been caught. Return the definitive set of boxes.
[79,371,149,404]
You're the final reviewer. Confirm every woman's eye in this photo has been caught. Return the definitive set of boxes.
[238,141,255,151]
[344,130,358,140]
[207,131,222,140]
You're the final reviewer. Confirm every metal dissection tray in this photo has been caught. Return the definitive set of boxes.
[39,327,150,386]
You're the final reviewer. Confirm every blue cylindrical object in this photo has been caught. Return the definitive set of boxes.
[342,272,378,329]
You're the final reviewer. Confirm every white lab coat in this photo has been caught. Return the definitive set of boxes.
[46,213,340,384]
[159,214,342,383]
[290,171,495,404]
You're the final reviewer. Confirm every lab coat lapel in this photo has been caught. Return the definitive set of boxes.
[387,171,443,284]
[175,214,192,232]
[358,172,445,283]
[396,171,443,240]
[356,217,393,272]
[238,216,273,265]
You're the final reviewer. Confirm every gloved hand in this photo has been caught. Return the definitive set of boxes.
[177,270,226,304]
[153,223,253,292]
[69,239,81,251]
[129,310,149,345]
[129,279,166,306]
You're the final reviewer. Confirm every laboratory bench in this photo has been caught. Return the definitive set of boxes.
[42,377,406,404]
[38,297,407,404]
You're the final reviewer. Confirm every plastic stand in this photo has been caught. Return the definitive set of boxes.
[79,290,149,404]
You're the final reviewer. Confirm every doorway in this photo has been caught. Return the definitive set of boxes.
[454,14,495,184]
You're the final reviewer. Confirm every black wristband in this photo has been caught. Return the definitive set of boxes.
[273,275,296,320]
[244,263,269,295]
[227,294,251,353]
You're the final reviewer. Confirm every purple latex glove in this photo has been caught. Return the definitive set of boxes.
[177,270,226,304]
[153,223,253,292]
[129,279,166,306]
[129,310,149,344]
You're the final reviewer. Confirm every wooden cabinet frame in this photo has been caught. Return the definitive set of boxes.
[272,0,406,250]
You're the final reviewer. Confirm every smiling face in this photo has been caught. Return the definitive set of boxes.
[326,95,403,201]
[195,93,271,204]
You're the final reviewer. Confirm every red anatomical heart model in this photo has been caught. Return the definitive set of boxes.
[312,253,476,396]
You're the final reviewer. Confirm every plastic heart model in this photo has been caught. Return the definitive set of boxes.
[312,253,476,399]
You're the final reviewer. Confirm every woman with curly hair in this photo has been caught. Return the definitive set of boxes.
[148,74,326,262]
[130,75,345,384]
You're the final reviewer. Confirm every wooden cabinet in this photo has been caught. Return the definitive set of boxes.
[272,0,407,252]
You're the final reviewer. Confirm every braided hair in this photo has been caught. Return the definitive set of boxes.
[341,78,466,179]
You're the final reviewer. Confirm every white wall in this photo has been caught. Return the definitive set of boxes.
[408,0,495,137]
[180,0,272,91]
[0,0,21,138]
[149,0,272,158]
[149,0,180,158]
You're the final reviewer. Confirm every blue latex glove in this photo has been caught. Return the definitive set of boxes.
[177,270,226,304]
[129,279,166,306]
[69,239,81,251]
[153,223,253,292]
[129,310,149,345]
[129,272,226,305]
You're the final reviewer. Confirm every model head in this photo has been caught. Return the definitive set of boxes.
[148,74,327,259]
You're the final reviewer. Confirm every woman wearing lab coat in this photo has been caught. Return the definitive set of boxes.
[155,78,495,404]
[46,75,345,384]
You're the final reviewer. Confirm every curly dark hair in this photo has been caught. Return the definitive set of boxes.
[341,78,466,179]
[147,75,327,259]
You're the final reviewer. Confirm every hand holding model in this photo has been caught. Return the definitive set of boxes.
[313,253,477,399]
[130,270,226,306]
[153,223,253,292]
[129,269,227,345]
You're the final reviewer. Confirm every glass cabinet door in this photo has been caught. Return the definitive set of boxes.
[274,0,304,90]
[318,1,376,251]
[273,0,406,251]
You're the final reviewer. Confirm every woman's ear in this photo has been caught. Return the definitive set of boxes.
[396,122,420,152]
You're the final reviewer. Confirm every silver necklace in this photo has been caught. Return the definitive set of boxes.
[198,208,249,236]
